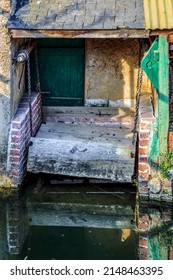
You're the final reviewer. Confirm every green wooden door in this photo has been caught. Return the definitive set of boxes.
[31,39,85,106]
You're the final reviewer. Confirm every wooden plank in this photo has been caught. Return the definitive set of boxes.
[168,132,173,152]
[27,137,135,182]
[168,34,173,42]
[151,30,173,37]
[170,246,173,260]
[10,29,150,39]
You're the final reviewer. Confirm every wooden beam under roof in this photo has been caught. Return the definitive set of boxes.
[150,29,173,37]
[10,29,150,39]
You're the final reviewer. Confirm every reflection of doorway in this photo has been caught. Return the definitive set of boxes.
[31,39,85,106]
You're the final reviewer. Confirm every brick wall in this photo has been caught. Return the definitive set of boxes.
[6,193,29,254]
[138,204,173,260]
[138,205,150,260]
[138,93,172,201]
[7,92,42,185]
[138,94,156,198]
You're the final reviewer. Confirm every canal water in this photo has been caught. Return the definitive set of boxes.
[0,178,173,260]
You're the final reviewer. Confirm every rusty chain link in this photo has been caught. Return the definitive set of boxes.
[35,44,41,93]
[132,42,144,146]
[27,56,33,137]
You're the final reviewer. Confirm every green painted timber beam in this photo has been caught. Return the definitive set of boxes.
[141,35,169,163]
[148,121,159,165]
[158,35,169,159]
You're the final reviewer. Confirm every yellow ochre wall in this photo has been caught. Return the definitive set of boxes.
[85,39,151,104]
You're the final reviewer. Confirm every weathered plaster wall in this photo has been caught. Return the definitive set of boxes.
[85,39,151,104]
[0,1,11,171]
[0,2,26,173]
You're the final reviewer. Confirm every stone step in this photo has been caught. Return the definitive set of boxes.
[27,138,135,182]
[27,120,136,182]
[43,106,135,127]
[36,122,134,145]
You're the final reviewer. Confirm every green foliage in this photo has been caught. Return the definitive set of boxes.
[159,223,173,247]
[159,152,173,179]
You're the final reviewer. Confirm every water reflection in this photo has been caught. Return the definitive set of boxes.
[0,192,29,259]
[139,202,173,260]
[0,181,173,260]
[0,201,7,260]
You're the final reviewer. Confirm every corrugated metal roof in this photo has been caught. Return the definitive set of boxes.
[144,0,173,30]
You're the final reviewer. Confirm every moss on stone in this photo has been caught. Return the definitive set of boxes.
[0,174,15,198]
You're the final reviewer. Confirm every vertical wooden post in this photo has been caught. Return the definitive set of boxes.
[158,35,169,159]
[141,35,169,162]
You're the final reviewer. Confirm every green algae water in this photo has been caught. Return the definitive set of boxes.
[24,226,137,260]
[0,180,173,260]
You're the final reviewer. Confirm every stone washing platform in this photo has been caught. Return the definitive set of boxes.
[27,107,136,182]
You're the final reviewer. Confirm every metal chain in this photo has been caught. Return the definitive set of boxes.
[27,56,33,137]
[35,44,41,93]
[132,42,144,145]
[35,44,44,122]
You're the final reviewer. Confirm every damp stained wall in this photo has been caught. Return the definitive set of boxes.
[85,39,151,104]
[0,0,11,171]
[0,0,26,172]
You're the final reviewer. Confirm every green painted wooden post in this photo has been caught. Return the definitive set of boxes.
[141,35,169,162]
[158,35,169,159]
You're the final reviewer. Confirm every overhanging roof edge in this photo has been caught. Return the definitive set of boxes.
[9,29,150,39]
